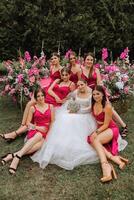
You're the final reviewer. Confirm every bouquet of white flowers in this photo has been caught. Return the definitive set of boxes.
[67,98,80,113]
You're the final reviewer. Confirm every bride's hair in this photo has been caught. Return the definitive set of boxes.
[77,78,87,84]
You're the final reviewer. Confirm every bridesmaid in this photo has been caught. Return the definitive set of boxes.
[87,85,128,183]
[0,53,62,141]
[68,51,81,85]
[81,52,102,89]
[81,52,128,136]
[49,52,62,81]
[1,87,54,174]
[45,67,75,106]
[40,52,62,88]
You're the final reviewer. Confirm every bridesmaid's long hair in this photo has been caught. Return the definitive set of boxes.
[69,51,77,68]
[92,85,107,110]
[84,52,95,78]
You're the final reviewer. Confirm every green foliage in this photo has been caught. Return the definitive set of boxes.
[0,62,7,75]
[0,0,134,59]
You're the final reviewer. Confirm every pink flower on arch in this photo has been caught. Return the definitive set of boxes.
[124,86,130,94]
[24,51,31,62]
[65,49,72,59]
[5,84,10,92]
[29,76,35,83]
[17,74,23,83]
[28,68,39,76]
[105,65,119,73]
[95,63,101,69]
[120,47,129,60]
[102,48,108,61]
[9,88,16,95]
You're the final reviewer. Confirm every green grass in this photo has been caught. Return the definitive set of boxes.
[0,95,134,200]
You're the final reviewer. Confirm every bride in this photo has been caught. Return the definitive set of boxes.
[31,79,127,170]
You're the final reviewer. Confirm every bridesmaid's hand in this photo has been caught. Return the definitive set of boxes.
[55,96,63,104]
[89,132,98,143]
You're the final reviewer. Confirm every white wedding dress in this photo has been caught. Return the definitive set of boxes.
[31,91,127,170]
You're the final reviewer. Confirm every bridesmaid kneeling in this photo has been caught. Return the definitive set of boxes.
[1,87,54,174]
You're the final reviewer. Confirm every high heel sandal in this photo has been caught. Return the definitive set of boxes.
[1,153,14,165]
[109,155,129,170]
[100,162,117,183]
[0,131,18,143]
[121,125,128,138]
[118,156,129,170]
[9,154,21,175]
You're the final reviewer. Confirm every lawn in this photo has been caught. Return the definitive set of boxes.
[0,95,134,200]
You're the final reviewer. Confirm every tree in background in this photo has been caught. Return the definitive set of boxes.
[0,0,134,60]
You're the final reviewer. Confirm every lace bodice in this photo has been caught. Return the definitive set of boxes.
[69,90,92,114]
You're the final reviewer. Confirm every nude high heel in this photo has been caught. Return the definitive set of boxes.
[109,155,129,170]
[100,162,117,183]
[118,156,129,170]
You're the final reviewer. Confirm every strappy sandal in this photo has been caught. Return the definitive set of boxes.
[1,153,14,166]
[0,131,18,143]
[9,154,21,175]
[121,125,128,138]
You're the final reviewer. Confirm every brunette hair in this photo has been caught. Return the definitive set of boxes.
[34,87,45,100]
[84,52,95,78]
[92,85,107,109]
[69,51,76,59]
[61,67,71,75]
[77,78,87,84]
[50,52,60,59]
[68,51,77,68]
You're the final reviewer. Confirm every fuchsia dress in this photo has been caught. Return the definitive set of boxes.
[40,69,61,89]
[87,109,119,155]
[27,105,51,139]
[70,71,79,85]
[81,69,97,89]
[45,83,71,106]
[50,69,61,81]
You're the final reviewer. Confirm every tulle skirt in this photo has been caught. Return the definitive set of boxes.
[31,102,128,170]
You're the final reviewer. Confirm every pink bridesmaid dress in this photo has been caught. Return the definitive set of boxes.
[81,69,97,89]
[70,71,79,85]
[87,110,119,155]
[40,69,61,89]
[45,83,71,106]
[27,105,51,139]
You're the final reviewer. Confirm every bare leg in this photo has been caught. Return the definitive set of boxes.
[0,99,36,141]
[21,99,36,125]
[9,133,43,174]
[1,126,27,139]
[91,129,117,181]
[26,140,45,155]
[1,139,44,164]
